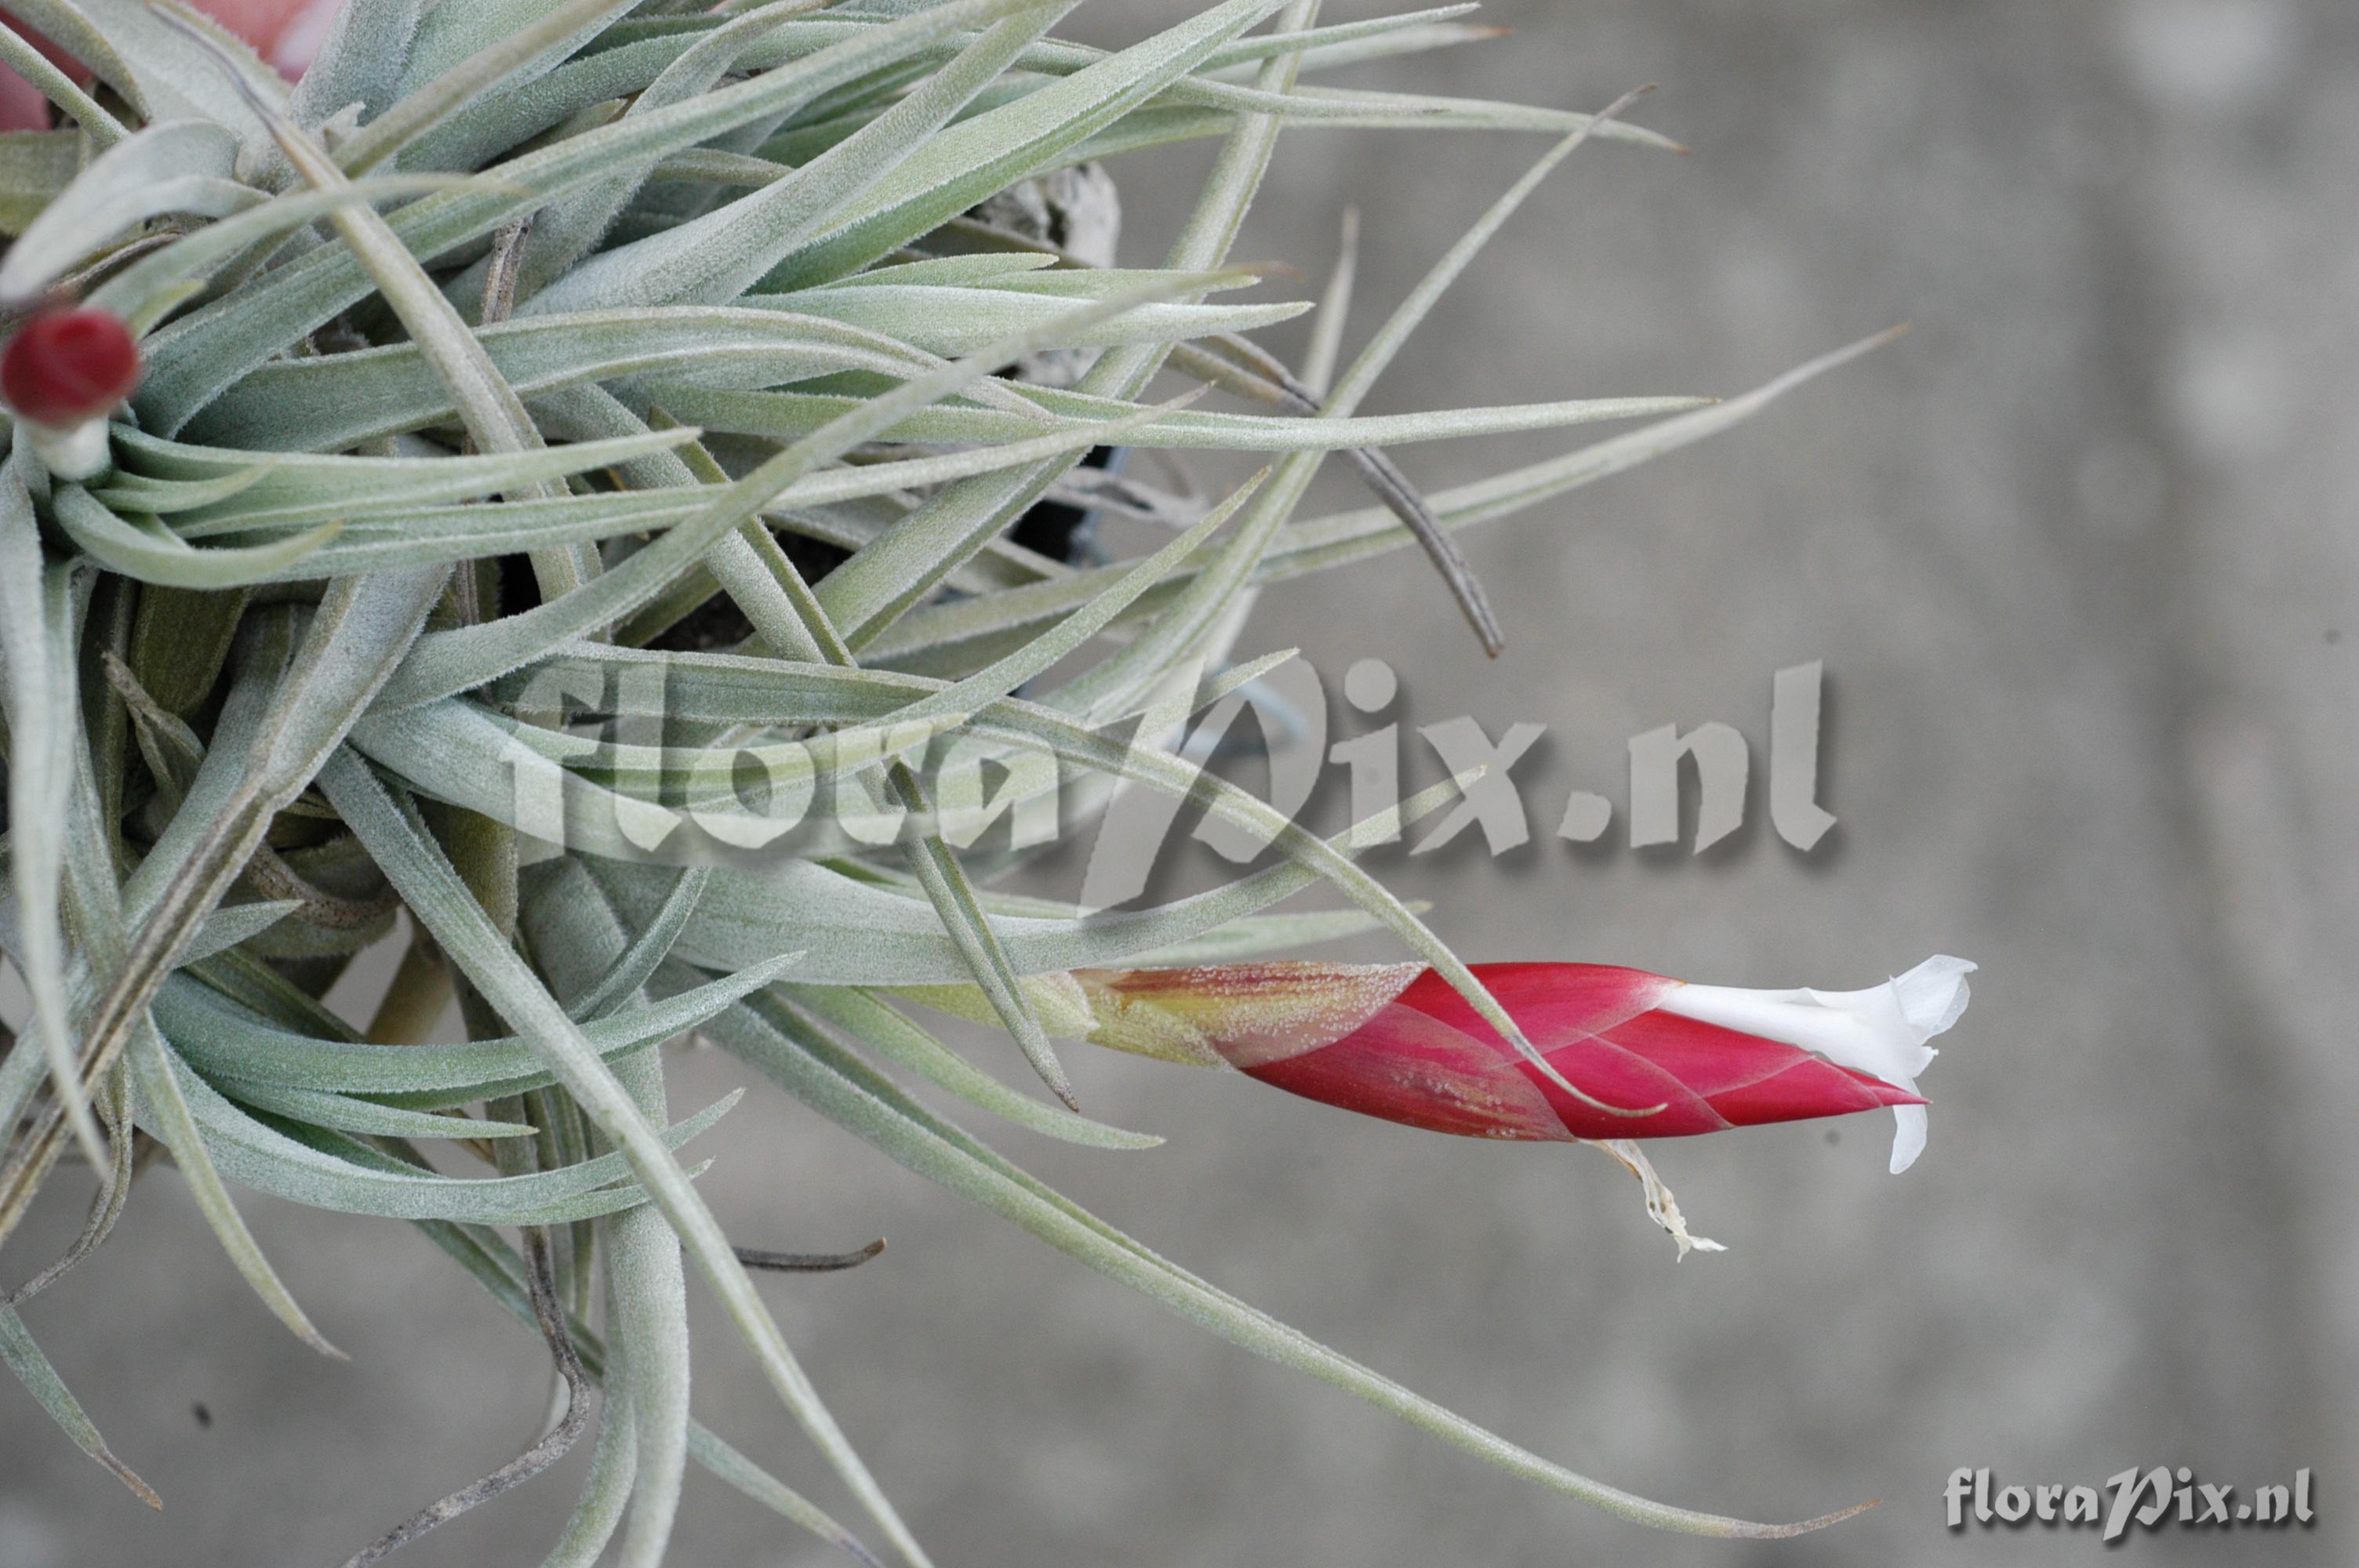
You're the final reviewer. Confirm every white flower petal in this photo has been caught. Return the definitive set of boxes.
[1892,954,1976,1036]
[1656,954,1973,1173]
[1888,1101,1928,1174]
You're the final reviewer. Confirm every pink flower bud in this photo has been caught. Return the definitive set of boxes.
[1076,956,1971,1172]
[2,307,140,428]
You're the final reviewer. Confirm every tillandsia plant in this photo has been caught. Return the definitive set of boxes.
[0,0,1968,1562]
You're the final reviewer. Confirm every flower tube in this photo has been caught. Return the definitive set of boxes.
[1072,956,1972,1176]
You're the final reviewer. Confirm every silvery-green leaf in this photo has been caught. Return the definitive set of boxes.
[370,270,1249,711]
[126,1022,341,1356]
[554,866,711,1021]
[741,282,1305,357]
[154,956,799,1103]
[395,0,600,92]
[111,425,693,517]
[809,8,1299,651]
[1302,204,1358,397]
[523,862,696,1568]
[1270,328,1906,575]
[3,0,285,166]
[49,484,341,589]
[400,34,702,173]
[400,1210,879,1564]
[829,252,1059,289]
[0,482,102,1168]
[0,1305,160,1508]
[90,461,278,517]
[700,985,1845,1541]
[257,88,605,593]
[1198,5,1486,72]
[1118,907,1398,965]
[582,773,1473,984]
[318,751,929,1567]
[0,130,78,234]
[137,0,1061,431]
[722,14,1502,132]
[213,1081,539,1142]
[757,0,1288,291]
[526,5,1068,314]
[658,382,1704,453]
[84,173,469,328]
[289,0,428,128]
[0,23,125,147]
[867,330,1871,671]
[1061,90,1677,169]
[52,568,447,1182]
[184,898,299,960]
[782,985,1161,1150]
[160,1043,740,1225]
[333,0,641,176]
[0,120,249,299]
[346,696,962,862]
[514,0,874,298]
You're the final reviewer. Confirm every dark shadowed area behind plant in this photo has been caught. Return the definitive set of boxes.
[3,2,2354,1564]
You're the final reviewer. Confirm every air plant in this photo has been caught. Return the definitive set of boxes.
[0,1,1946,1563]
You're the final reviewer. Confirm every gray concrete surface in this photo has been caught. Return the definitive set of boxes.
[4,2,2355,1563]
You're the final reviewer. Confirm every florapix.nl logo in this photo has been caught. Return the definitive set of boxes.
[487,652,1841,897]
[1945,1466,2314,1542]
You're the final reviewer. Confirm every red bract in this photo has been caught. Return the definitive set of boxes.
[2,308,141,427]
[1075,956,1971,1169]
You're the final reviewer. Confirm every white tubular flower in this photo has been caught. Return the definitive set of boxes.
[1655,956,1976,1174]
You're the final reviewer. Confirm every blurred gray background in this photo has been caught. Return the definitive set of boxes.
[5,0,2357,1563]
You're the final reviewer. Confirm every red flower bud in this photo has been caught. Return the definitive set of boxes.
[1076,956,1972,1171]
[2,307,141,427]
